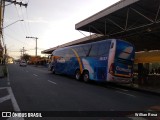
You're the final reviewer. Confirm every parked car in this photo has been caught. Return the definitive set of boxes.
[19,60,27,67]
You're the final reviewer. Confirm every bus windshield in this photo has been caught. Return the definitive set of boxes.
[115,41,134,63]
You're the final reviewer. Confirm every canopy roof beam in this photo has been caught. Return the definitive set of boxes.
[106,18,125,31]
[130,7,154,23]
[155,4,160,21]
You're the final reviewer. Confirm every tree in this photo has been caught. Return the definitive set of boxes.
[22,54,31,61]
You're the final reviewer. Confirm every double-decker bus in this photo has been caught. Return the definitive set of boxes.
[49,39,135,83]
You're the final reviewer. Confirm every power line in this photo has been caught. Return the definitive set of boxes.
[13,1,32,40]
[14,5,27,36]
[4,32,27,45]
[25,6,32,36]
[8,47,35,52]
[3,0,28,8]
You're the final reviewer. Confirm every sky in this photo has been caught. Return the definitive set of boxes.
[3,0,120,59]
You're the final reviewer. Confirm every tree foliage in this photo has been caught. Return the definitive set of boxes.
[22,54,31,61]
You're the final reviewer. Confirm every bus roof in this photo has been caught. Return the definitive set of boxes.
[52,39,134,53]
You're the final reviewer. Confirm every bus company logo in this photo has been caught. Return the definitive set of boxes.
[57,58,65,63]
[116,66,131,72]
[2,112,11,117]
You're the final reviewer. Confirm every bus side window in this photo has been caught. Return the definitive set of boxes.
[98,43,108,56]
[82,44,91,57]
[74,47,85,57]
[89,44,99,57]
[55,49,66,58]
[110,42,114,49]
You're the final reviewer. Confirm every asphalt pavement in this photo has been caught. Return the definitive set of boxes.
[0,64,160,120]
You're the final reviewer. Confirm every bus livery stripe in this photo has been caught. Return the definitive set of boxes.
[71,48,83,74]
[114,73,131,78]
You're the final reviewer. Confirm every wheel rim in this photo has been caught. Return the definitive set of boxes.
[76,71,80,80]
[83,73,89,82]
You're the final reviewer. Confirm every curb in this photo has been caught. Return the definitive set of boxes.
[118,84,160,96]
[0,65,8,78]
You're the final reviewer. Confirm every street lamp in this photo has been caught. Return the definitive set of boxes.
[2,19,24,29]
[0,19,24,64]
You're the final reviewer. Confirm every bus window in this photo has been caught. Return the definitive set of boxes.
[73,46,85,57]
[55,49,66,57]
[80,44,91,57]
[116,46,134,62]
[98,42,110,57]
[89,44,99,57]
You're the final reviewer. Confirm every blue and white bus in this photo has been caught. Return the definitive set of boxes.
[49,39,135,83]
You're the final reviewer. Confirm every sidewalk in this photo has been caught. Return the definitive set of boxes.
[0,65,5,78]
[119,83,160,96]
[0,65,14,120]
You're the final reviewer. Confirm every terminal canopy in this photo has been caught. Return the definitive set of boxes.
[135,51,160,63]
[75,0,160,51]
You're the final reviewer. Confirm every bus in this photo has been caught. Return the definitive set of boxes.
[49,39,135,83]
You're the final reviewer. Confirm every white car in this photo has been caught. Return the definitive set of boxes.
[19,61,27,67]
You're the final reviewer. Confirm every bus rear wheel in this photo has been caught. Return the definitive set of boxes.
[83,71,89,83]
[75,70,81,80]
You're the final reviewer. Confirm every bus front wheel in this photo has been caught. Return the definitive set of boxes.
[75,70,81,80]
[83,71,89,83]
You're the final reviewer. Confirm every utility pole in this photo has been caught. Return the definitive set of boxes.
[0,0,27,62]
[26,36,38,57]
[20,49,22,58]
[20,47,26,59]
[22,47,24,56]
[0,0,5,64]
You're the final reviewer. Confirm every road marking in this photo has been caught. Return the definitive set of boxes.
[116,91,136,97]
[7,81,10,85]
[0,95,10,103]
[109,86,128,92]
[0,87,7,90]
[7,67,22,113]
[115,87,128,92]
[48,80,57,85]
[33,74,38,76]
[7,87,21,111]
[7,67,10,85]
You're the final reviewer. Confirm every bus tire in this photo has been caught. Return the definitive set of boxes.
[83,71,89,83]
[75,69,81,80]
